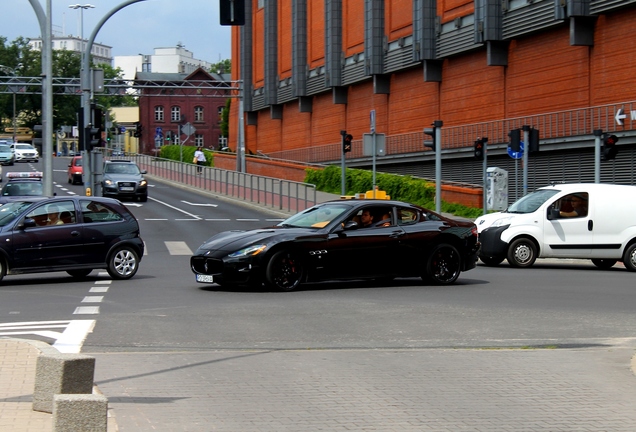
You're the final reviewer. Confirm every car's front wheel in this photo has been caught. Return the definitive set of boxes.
[507,238,537,268]
[107,246,139,280]
[424,244,461,285]
[265,250,304,291]
[67,269,92,278]
[622,244,636,272]
[0,258,7,283]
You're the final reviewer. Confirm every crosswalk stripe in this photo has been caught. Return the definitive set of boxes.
[165,241,193,255]
[0,320,95,354]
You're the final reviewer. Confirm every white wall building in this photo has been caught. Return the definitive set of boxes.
[28,36,112,66]
[114,44,212,81]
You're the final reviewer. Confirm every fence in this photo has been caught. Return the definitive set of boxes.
[126,154,317,214]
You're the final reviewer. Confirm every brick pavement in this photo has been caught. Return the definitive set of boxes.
[89,345,636,431]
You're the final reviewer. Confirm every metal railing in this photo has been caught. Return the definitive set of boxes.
[263,101,635,163]
[124,154,317,213]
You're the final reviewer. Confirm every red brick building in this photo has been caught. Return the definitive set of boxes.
[136,68,230,154]
[229,1,636,195]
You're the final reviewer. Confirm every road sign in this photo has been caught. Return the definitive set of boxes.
[363,133,385,156]
[508,141,524,159]
[181,122,196,137]
[370,110,376,133]
[119,126,126,134]
[155,126,163,139]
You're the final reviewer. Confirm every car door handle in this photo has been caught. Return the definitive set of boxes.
[588,220,593,231]
[71,231,81,237]
[390,230,405,238]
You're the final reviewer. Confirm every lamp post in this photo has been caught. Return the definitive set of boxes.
[68,4,95,51]
[0,65,19,144]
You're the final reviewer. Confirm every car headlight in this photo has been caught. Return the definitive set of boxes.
[139,180,147,187]
[228,244,267,258]
[491,216,513,228]
[104,179,113,186]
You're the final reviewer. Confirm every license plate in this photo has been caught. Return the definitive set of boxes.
[196,274,214,283]
[120,186,134,191]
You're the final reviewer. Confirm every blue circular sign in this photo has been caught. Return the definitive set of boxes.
[507,141,524,159]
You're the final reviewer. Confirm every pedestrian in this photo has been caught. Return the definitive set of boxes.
[194,146,206,174]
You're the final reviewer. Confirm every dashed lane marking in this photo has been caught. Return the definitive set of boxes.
[165,241,193,255]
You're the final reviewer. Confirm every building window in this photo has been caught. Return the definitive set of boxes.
[218,136,228,149]
[194,106,204,122]
[195,134,204,147]
[171,106,181,122]
[173,133,180,145]
[155,106,164,122]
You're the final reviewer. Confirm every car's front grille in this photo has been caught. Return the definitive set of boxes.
[191,256,224,274]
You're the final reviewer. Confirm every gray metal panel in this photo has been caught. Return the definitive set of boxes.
[292,0,308,97]
[437,25,481,58]
[343,62,369,86]
[385,45,420,73]
[307,74,327,96]
[277,85,293,104]
[412,0,437,61]
[252,93,266,111]
[325,0,343,87]
[264,0,278,106]
[591,0,636,14]
[364,0,385,75]
[502,1,561,40]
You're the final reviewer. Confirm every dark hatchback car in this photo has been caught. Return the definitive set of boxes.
[102,160,148,202]
[191,200,480,291]
[0,196,144,282]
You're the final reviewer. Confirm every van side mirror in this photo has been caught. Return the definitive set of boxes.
[547,207,559,220]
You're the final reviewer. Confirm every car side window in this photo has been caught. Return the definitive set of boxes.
[25,201,76,226]
[80,200,123,223]
[397,208,419,225]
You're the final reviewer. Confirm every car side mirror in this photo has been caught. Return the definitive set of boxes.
[141,170,148,174]
[343,220,359,230]
[21,218,37,229]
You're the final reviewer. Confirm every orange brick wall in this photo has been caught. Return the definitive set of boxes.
[387,0,413,39]
[440,0,474,23]
[343,1,364,56]
[278,0,292,79]
[387,69,440,134]
[308,0,325,69]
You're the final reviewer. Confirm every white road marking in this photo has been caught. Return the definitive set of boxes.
[148,196,201,219]
[165,241,193,255]
[82,296,104,303]
[89,286,109,293]
[181,200,218,207]
[0,320,95,354]
[237,219,260,221]
[73,306,100,315]
[205,218,231,221]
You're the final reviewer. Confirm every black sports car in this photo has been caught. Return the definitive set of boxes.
[191,200,480,291]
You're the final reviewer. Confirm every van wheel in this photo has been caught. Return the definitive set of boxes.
[507,238,537,268]
[622,244,636,272]
[591,259,616,269]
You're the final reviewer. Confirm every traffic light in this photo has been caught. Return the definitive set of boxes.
[133,122,142,138]
[474,138,486,160]
[85,126,100,151]
[165,131,172,143]
[602,134,619,161]
[529,128,540,153]
[423,127,436,150]
[342,132,353,153]
[220,0,245,25]
[508,128,521,152]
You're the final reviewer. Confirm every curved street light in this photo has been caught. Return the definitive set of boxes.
[0,64,20,144]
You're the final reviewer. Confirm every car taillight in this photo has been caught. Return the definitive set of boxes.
[471,226,478,237]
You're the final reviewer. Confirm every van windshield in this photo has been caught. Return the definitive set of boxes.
[507,189,560,214]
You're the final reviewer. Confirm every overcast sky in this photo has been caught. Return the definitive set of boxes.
[2,0,232,63]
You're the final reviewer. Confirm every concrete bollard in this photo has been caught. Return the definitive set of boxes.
[33,353,96,413]
[53,394,108,432]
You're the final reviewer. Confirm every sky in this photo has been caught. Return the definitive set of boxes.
[2,0,232,63]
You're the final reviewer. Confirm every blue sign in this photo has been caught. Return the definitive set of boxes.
[155,126,163,139]
[119,126,126,134]
[508,141,524,159]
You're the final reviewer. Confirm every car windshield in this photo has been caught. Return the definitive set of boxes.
[507,189,560,214]
[278,203,351,228]
[2,182,43,197]
[105,163,140,174]
[0,145,11,152]
[0,201,33,227]
[16,144,34,150]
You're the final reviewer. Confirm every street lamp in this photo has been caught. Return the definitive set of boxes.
[68,4,95,49]
[0,64,21,144]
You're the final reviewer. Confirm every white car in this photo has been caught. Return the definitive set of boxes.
[10,143,39,163]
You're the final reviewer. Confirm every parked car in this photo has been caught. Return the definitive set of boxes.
[101,159,148,202]
[0,143,15,166]
[10,143,39,163]
[0,196,144,282]
[0,172,44,203]
[67,156,83,185]
[475,183,636,271]
[191,199,480,291]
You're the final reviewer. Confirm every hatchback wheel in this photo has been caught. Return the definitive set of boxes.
[265,250,304,291]
[424,244,461,285]
[107,246,139,279]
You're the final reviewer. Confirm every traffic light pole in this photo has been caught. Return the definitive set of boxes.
[433,120,442,213]
[482,140,488,215]
[522,125,530,197]
[593,129,602,183]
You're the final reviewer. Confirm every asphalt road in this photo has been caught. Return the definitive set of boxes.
[2,157,636,431]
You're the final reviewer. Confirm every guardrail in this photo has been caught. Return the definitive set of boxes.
[126,154,317,213]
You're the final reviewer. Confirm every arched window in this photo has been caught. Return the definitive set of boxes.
[171,106,181,122]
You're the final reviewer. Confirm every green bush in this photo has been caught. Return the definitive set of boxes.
[157,145,213,166]
[305,165,483,219]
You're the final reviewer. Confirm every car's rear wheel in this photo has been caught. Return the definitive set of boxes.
[0,258,6,283]
[479,255,504,266]
[622,244,636,272]
[107,246,139,280]
[591,259,617,269]
[506,238,537,268]
[424,244,461,285]
[265,250,304,291]
[67,269,92,278]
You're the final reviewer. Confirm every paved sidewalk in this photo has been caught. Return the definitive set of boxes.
[0,338,118,432]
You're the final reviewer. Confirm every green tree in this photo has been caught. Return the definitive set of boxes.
[209,59,231,74]
[220,98,230,139]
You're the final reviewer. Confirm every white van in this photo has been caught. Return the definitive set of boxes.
[475,183,636,271]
